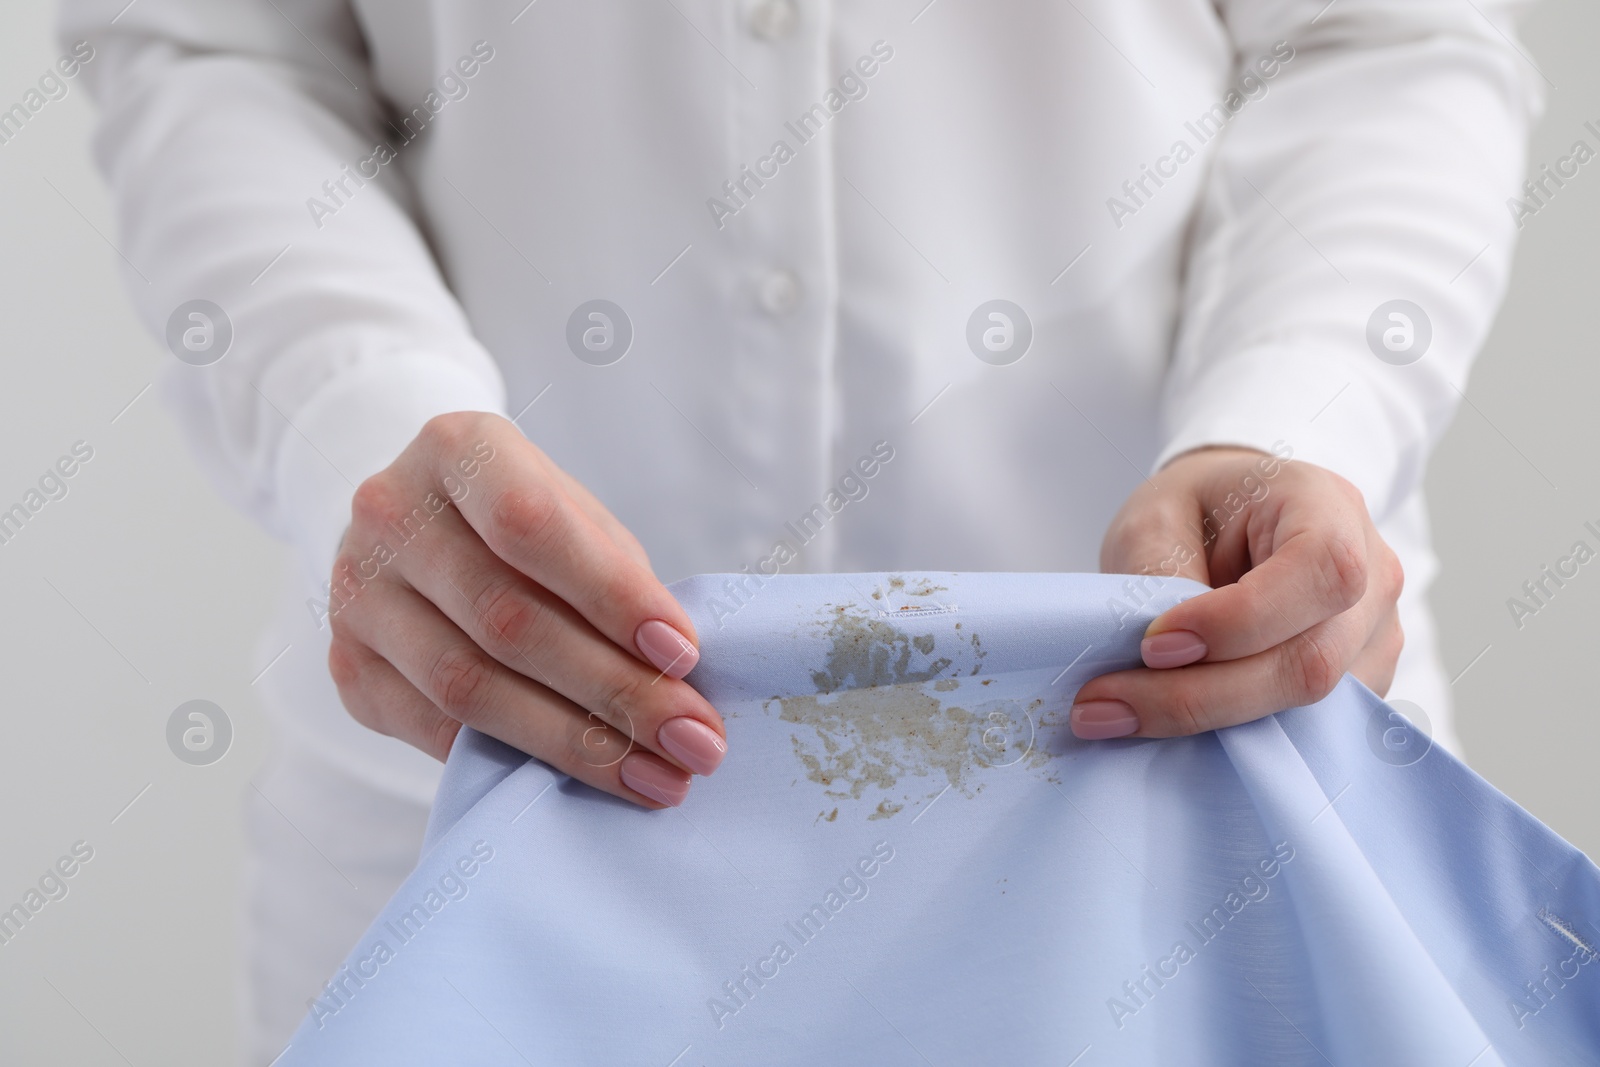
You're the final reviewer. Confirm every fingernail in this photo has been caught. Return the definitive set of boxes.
[1142,630,1207,670]
[635,619,700,679]
[1071,699,1140,740]
[620,753,691,806]
[657,717,727,776]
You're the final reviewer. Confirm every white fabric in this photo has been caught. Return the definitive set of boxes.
[242,739,430,1064]
[60,0,1534,789]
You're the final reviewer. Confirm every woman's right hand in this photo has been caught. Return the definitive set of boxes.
[324,411,724,808]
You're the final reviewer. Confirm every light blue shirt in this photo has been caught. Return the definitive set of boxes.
[279,573,1600,1066]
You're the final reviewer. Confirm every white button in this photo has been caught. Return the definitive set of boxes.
[758,269,803,316]
[745,0,799,42]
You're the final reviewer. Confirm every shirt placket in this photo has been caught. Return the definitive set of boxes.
[722,0,840,574]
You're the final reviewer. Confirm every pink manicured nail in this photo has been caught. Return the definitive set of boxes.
[1142,630,1207,670]
[620,753,691,806]
[1071,699,1140,740]
[658,717,727,776]
[635,619,700,679]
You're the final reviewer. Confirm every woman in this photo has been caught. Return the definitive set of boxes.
[61,0,1537,1059]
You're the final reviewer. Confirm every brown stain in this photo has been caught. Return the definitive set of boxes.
[772,602,1055,820]
[868,799,903,821]
[886,575,947,598]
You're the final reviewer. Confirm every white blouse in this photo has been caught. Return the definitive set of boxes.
[60,0,1539,796]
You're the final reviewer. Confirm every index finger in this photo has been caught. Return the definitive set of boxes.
[1145,503,1370,665]
[417,414,701,678]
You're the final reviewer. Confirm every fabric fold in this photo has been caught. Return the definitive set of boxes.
[280,573,1600,1066]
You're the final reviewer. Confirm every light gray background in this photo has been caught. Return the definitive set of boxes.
[0,3,1594,1063]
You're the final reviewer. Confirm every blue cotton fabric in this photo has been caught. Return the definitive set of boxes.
[279,573,1600,1066]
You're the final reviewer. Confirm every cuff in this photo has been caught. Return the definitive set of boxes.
[1153,345,1424,523]
[273,352,507,592]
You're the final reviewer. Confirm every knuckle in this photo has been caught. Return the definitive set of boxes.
[474,576,545,651]
[1288,635,1345,704]
[420,412,473,452]
[565,714,625,770]
[598,672,646,735]
[326,639,364,691]
[1162,685,1213,737]
[487,486,562,558]
[1382,548,1405,602]
[427,645,498,723]
[424,715,464,760]
[350,474,405,528]
[1317,531,1368,610]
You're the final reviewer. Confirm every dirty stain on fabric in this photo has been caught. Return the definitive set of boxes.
[868,799,903,820]
[768,594,1056,819]
[872,576,947,600]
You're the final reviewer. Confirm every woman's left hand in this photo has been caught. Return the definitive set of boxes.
[1071,446,1405,740]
